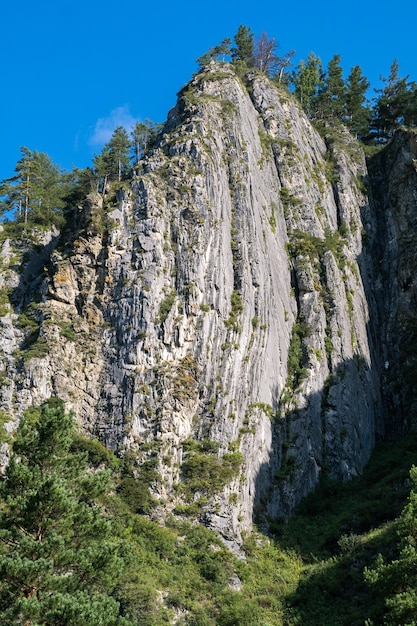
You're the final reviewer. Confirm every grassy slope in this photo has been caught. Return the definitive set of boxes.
[275,433,417,625]
[88,430,417,625]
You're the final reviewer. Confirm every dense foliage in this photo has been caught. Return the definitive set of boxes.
[1,399,417,624]
[0,399,131,625]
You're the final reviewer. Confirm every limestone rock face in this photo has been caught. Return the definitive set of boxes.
[0,63,413,548]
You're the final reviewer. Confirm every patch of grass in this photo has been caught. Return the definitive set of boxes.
[225,289,244,332]
[271,432,417,625]
[269,203,278,233]
[21,333,49,361]
[280,319,311,404]
[56,320,76,341]
[0,286,11,316]
[158,288,176,324]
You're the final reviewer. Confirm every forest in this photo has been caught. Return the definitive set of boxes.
[1,24,417,626]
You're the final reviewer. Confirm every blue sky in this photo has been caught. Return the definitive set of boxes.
[1,0,415,182]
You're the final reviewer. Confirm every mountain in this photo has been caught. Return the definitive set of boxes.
[1,61,416,551]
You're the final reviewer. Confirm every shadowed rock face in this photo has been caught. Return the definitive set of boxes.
[366,129,417,431]
[0,63,414,548]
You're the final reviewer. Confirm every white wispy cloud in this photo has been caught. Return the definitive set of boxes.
[88,105,137,147]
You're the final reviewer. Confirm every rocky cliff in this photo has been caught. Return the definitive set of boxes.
[0,62,414,548]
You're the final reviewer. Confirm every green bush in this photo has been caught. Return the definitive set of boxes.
[70,433,121,470]
[180,441,243,498]
[158,289,176,324]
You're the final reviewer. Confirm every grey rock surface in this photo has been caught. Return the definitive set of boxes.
[0,63,413,548]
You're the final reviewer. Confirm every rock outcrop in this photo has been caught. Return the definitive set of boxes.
[0,62,414,548]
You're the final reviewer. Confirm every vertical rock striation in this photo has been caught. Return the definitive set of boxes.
[2,62,415,547]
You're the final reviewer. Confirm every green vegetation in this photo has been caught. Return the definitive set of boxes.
[292,52,417,144]
[0,27,414,239]
[280,319,311,406]
[275,433,417,625]
[287,228,346,266]
[15,306,50,362]
[55,319,76,341]
[0,119,161,234]
[364,463,417,625]
[269,204,277,234]
[93,126,131,189]
[0,286,11,317]
[286,228,352,364]
[0,147,66,228]
[196,25,417,146]
[251,402,274,418]
[158,288,176,324]
[131,119,161,165]
[224,289,244,332]
[2,22,417,626]
[1,398,416,625]
[180,439,243,499]
[0,399,132,625]
[226,209,244,333]
[280,187,302,218]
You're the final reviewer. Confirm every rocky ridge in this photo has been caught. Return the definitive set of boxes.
[0,62,413,548]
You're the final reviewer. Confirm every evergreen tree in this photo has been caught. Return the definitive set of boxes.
[0,147,34,224]
[107,126,131,182]
[365,465,417,625]
[404,81,417,127]
[293,53,323,117]
[29,151,66,226]
[61,166,96,208]
[0,148,65,227]
[0,399,132,626]
[345,65,371,138]
[131,119,160,165]
[93,145,112,193]
[317,54,346,119]
[231,25,255,68]
[369,59,417,142]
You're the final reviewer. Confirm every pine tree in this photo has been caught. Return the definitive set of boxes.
[231,25,255,68]
[196,38,231,69]
[345,65,371,138]
[0,147,33,223]
[370,59,410,142]
[93,145,112,193]
[0,148,65,227]
[107,126,131,182]
[131,120,160,165]
[317,54,346,119]
[293,53,323,118]
[0,399,132,626]
[30,151,66,226]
